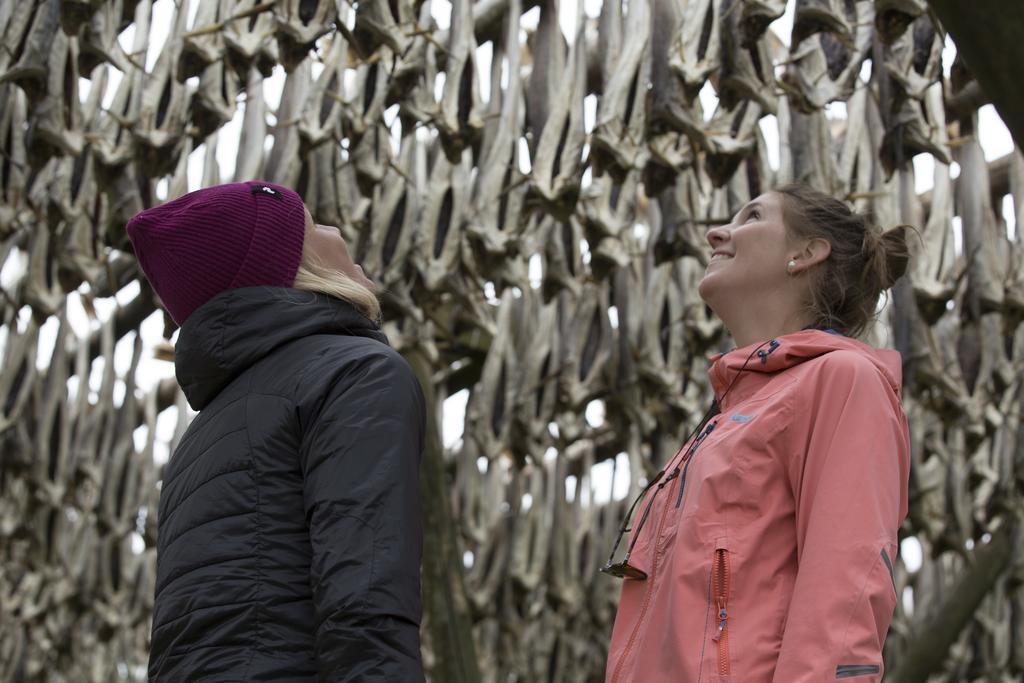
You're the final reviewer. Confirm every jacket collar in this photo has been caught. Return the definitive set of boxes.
[174,286,387,410]
[707,329,903,408]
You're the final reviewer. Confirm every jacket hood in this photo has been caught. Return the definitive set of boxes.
[708,329,903,402]
[174,286,388,410]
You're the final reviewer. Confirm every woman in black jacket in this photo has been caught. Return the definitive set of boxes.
[127,181,426,682]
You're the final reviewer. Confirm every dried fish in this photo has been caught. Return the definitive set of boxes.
[0,0,1021,680]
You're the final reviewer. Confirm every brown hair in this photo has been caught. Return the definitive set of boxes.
[774,184,910,339]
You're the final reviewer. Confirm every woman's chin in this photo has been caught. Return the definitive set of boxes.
[697,272,718,302]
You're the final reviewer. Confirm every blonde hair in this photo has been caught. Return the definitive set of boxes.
[291,253,382,322]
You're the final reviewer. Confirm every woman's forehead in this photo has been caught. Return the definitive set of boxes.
[737,191,770,215]
[750,192,780,210]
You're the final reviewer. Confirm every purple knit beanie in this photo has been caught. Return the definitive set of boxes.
[126,181,306,325]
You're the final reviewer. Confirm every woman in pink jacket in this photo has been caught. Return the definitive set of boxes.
[603,184,912,682]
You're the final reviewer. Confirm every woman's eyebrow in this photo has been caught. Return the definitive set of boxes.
[733,201,763,222]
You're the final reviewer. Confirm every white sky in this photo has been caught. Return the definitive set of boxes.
[6,0,1017,583]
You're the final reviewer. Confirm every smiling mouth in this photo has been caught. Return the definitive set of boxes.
[709,254,733,262]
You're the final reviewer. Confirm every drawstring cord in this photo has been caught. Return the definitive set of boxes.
[667,337,778,480]
[719,337,778,403]
[599,337,780,579]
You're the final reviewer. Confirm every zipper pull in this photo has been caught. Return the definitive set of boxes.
[687,430,701,456]
[712,607,727,642]
[687,422,716,457]
[757,339,780,364]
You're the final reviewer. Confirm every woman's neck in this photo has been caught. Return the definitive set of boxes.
[721,309,812,350]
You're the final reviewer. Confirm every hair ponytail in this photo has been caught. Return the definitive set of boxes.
[879,225,910,288]
[861,224,910,292]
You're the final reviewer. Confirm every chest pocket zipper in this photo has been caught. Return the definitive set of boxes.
[711,547,731,676]
[674,422,717,508]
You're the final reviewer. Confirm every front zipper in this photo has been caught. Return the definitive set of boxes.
[674,422,716,508]
[610,450,689,683]
[711,547,731,676]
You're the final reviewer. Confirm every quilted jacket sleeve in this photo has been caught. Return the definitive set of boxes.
[772,352,910,682]
[299,349,426,682]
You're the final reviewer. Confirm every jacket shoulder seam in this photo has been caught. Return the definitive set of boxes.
[812,349,887,382]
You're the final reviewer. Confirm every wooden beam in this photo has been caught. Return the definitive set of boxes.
[886,523,1014,683]
[926,0,1024,150]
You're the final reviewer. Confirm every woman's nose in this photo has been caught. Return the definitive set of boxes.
[705,224,730,248]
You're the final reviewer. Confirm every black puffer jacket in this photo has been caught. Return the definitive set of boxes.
[149,287,426,682]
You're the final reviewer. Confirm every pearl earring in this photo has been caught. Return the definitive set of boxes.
[787,259,797,272]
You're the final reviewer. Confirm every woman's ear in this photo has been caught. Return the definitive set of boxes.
[791,237,831,272]
[806,237,831,266]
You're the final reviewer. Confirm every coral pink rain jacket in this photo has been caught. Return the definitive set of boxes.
[606,329,910,683]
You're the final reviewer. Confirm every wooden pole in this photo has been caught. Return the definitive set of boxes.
[403,347,483,683]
